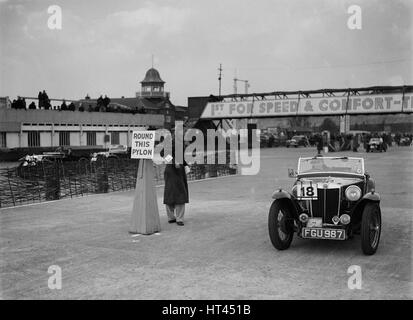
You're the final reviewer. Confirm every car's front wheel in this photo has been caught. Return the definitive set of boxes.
[361,203,381,255]
[268,200,294,250]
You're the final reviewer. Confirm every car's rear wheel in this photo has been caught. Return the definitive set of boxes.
[361,203,381,255]
[268,200,294,250]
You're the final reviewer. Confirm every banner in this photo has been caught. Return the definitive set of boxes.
[200,93,413,119]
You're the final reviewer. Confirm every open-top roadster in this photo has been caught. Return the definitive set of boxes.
[268,156,381,255]
[367,138,386,152]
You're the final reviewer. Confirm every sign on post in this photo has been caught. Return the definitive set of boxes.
[131,131,155,159]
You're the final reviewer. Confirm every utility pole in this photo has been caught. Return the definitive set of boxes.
[233,69,237,95]
[218,63,223,96]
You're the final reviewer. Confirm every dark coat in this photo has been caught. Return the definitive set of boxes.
[162,141,189,205]
[163,164,189,205]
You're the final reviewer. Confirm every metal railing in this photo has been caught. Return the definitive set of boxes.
[136,91,170,98]
[0,157,237,208]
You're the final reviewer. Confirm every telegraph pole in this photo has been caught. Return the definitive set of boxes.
[233,69,237,95]
[218,63,223,96]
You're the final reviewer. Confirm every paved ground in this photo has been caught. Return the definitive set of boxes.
[1,146,412,299]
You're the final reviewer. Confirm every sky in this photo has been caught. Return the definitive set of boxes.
[0,0,412,106]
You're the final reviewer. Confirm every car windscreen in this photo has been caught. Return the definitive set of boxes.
[299,158,364,175]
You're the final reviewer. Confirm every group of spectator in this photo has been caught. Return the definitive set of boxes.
[289,131,408,153]
[11,97,27,109]
[11,90,57,111]
[60,101,77,111]
[77,95,111,112]
[11,96,76,112]
[79,95,147,114]
[38,90,52,109]
[96,95,111,111]
[321,132,390,152]
[9,92,153,115]
[10,91,108,112]
[322,132,411,152]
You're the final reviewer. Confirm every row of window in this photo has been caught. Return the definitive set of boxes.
[0,131,120,148]
[23,123,134,127]
[143,86,162,92]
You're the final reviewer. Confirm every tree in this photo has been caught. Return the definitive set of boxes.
[319,117,339,133]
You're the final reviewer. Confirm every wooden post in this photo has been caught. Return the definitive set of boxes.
[129,159,160,235]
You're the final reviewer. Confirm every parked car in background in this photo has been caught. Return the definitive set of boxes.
[286,135,310,148]
[367,138,386,152]
[399,137,411,146]
[91,145,129,161]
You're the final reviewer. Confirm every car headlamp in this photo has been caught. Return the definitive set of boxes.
[345,185,361,201]
[340,214,351,225]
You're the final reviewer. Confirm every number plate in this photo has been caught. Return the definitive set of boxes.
[297,181,318,199]
[302,227,346,240]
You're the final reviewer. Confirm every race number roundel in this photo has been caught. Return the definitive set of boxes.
[297,181,318,199]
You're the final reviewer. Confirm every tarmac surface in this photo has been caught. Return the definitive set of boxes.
[1,146,412,299]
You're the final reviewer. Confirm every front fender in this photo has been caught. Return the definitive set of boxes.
[272,189,292,200]
[271,189,301,219]
[362,191,380,202]
[351,192,381,227]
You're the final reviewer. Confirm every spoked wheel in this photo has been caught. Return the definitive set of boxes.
[361,203,381,255]
[268,200,294,250]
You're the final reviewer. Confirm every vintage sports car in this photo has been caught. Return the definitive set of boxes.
[367,138,386,152]
[268,156,381,255]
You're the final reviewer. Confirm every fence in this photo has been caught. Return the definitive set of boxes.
[0,157,237,208]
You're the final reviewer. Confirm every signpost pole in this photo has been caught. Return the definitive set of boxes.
[129,131,160,235]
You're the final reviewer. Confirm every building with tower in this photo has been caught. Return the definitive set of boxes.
[0,66,188,160]
[137,67,169,99]
[76,67,187,127]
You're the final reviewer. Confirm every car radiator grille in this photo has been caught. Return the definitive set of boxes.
[309,188,340,223]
